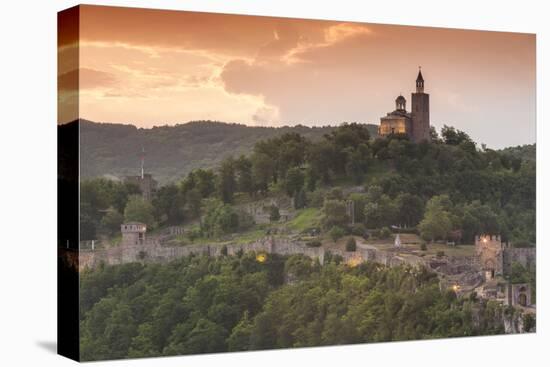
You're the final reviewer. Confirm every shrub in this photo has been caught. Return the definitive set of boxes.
[187,227,202,241]
[523,313,536,332]
[436,250,445,258]
[346,237,357,252]
[420,243,427,251]
[351,223,367,238]
[380,226,392,239]
[322,200,349,229]
[329,226,345,242]
[306,240,322,248]
[220,245,228,256]
[325,187,343,201]
[308,189,325,208]
[269,205,281,222]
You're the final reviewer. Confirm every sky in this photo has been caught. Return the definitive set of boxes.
[58,5,536,148]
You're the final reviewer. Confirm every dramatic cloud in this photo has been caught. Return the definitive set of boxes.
[59,5,536,148]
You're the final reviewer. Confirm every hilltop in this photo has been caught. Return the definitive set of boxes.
[79,119,379,184]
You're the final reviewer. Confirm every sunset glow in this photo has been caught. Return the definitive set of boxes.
[58,5,536,148]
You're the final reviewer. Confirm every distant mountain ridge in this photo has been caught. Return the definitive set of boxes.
[79,119,380,184]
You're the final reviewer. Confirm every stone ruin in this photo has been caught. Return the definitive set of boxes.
[121,222,147,246]
[475,234,535,280]
[506,283,532,307]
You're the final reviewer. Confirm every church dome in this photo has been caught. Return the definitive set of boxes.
[395,95,406,111]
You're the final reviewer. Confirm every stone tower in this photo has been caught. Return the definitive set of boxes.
[475,234,504,278]
[121,222,147,246]
[411,68,430,142]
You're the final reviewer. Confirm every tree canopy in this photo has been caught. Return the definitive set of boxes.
[80,254,507,360]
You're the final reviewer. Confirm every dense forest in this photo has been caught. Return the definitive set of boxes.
[79,253,511,361]
[81,123,535,246]
[80,119,378,183]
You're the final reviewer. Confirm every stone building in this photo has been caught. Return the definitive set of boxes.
[121,222,147,246]
[506,283,532,307]
[475,234,504,279]
[475,234,536,280]
[379,69,430,143]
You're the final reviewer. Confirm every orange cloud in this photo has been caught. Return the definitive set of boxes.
[58,5,535,147]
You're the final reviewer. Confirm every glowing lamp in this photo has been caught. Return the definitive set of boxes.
[256,253,267,263]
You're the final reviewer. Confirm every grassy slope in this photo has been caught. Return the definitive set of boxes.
[287,208,322,232]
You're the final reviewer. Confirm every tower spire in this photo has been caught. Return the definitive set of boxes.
[416,66,424,93]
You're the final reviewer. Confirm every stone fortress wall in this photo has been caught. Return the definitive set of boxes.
[502,247,536,274]
[78,232,535,286]
[475,234,536,276]
[77,236,425,271]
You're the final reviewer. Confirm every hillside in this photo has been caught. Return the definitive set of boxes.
[79,119,379,184]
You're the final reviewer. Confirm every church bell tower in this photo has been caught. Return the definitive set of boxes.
[411,67,430,142]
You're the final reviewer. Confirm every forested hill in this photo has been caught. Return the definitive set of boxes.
[79,119,379,184]
[500,144,536,162]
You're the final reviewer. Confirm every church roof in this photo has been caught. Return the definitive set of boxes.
[382,110,411,119]
[416,70,424,82]
[395,95,406,102]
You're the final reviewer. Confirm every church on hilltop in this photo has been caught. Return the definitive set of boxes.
[379,69,430,143]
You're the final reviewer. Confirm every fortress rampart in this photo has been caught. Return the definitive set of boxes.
[76,236,427,271]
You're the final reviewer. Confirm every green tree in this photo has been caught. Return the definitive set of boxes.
[307,141,335,184]
[185,188,202,220]
[349,193,368,224]
[80,202,98,240]
[124,195,156,228]
[441,125,473,146]
[219,157,236,204]
[228,311,254,351]
[234,155,254,196]
[363,191,397,229]
[460,200,500,242]
[152,184,185,225]
[103,303,137,359]
[165,318,227,355]
[345,144,371,184]
[346,237,357,252]
[202,201,240,237]
[100,208,124,235]
[112,182,141,213]
[269,205,281,222]
[181,168,217,199]
[395,193,424,227]
[329,226,346,242]
[322,200,349,229]
[284,167,305,197]
[418,195,453,242]
[251,152,275,193]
